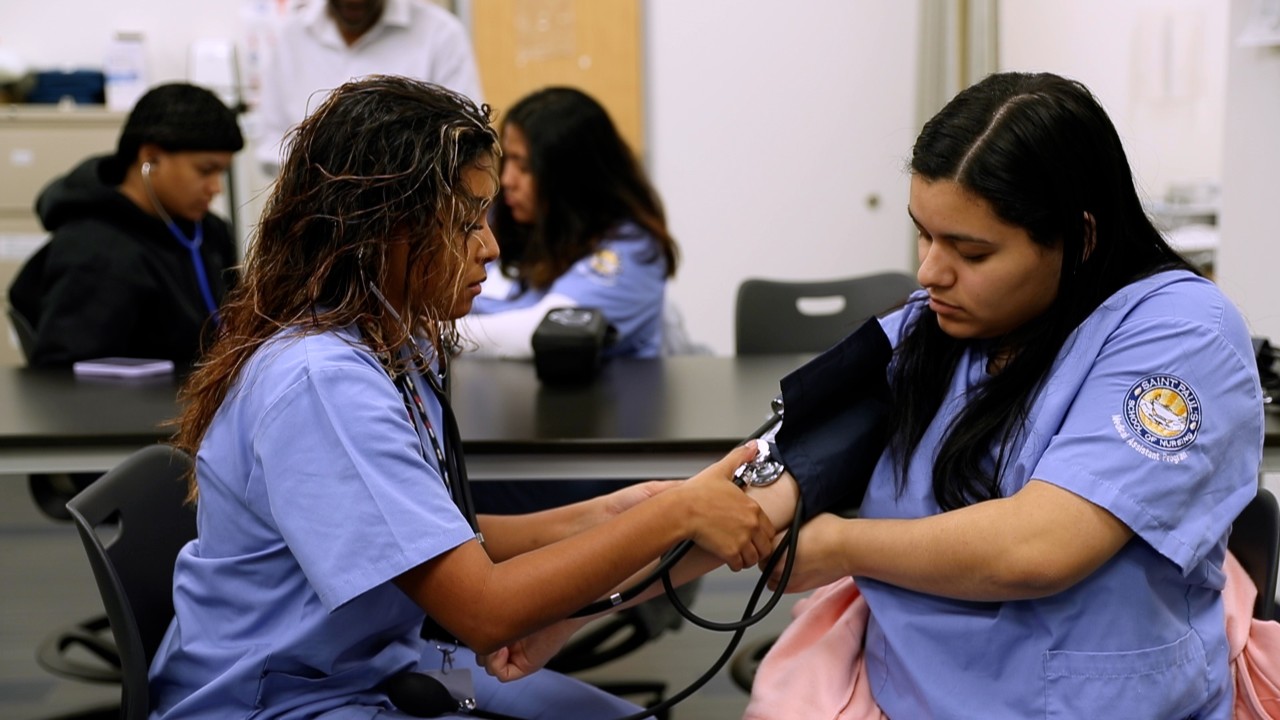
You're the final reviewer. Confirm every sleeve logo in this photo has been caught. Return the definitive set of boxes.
[587,249,622,278]
[1123,374,1201,452]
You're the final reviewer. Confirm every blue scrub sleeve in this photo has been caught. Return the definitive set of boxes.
[1031,315,1262,575]
[254,363,477,611]
[542,236,666,356]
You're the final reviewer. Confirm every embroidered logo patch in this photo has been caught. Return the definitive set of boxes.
[1123,374,1201,452]
[587,249,621,279]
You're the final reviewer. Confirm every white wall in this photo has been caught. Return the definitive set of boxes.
[0,0,923,357]
[11,1,1269,355]
[1,1,248,83]
[1000,0,1280,349]
[1217,0,1280,343]
[646,0,920,355]
[999,0,1228,205]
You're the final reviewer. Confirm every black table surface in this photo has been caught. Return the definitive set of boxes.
[449,354,809,454]
[0,355,813,452]
[0,366,182,449]
[7,359,1278,454]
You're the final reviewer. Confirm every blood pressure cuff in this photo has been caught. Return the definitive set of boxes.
[532,307,616,385]
[774,316,893,521]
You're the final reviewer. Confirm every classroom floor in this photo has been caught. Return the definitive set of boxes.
[0,475,798,720]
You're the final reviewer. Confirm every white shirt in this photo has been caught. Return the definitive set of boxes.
[253,0,483,173]
[463,223,669,359]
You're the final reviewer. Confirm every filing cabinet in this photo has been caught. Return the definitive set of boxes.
[0,105,123,366]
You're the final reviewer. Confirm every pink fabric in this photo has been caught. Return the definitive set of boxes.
[743,577,885,720]
[1225,552,1280,718]
[746,554,1280,719]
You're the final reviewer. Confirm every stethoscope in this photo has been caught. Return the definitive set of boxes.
[140,161,221,323]
[370,286,803,719]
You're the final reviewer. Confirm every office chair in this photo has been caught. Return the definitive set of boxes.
[734,272,918,355]
[728,486,1280,693]
[15,303,121,691]
[1228,486,1280,620]
[728,272,917,689]
[545,581,698,720]
[12,299,116,689]
[64,444,196,720]
[6,304,91,520]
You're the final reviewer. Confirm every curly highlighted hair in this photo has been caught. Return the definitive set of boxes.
[173,75,498,497]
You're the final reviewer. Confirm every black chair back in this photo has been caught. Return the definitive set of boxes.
[735,272,917,355]
[1228,486,1280,620]
[66,444,196,720]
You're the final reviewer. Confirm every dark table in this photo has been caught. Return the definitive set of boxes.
[7,359,1277,478]
[0,367,181,474]
[0,355,811,478]
[451,355,806,480]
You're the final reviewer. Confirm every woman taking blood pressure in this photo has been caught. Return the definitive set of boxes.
[148,76,787,720]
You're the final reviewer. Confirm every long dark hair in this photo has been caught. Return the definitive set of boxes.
[890,72,1194,510]
[492,86,677,289]
[174,76,498,497]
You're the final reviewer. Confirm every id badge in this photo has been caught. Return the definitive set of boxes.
[424,668,477,712]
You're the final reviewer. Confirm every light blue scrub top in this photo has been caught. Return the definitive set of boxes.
[149,327,477,718]
[860,270,1262,719]
[471,221,667,358]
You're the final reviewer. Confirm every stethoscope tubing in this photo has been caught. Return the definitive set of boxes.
[140,161,221,323]
[404,340,798,720]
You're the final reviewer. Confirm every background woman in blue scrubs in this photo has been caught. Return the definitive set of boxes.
[463,86,678,361]
[466,87,682,516]
[149,76,780,720]
[749,72,1263,718]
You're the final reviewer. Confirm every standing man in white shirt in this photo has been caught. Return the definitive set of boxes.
[254,0,483,175]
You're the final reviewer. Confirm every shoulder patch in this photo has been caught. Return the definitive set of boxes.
[587,249,621,278]
[1118,374,1201,458]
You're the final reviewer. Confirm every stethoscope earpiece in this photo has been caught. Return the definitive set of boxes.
[137,157,219,322]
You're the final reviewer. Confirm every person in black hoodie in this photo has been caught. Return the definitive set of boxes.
[9,82,244,367]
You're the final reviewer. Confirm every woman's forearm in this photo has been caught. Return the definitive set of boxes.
[478,480,682,561]
[590,474,801,614]
[478,500,602,561]
[821,480,1133,601]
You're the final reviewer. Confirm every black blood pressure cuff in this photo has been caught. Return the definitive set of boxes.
[773,316,893,521]
[532,307,616,385]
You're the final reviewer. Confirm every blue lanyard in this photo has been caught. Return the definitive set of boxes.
[162,220,220,324]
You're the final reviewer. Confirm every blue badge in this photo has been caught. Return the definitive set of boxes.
[1123,374,1201,452]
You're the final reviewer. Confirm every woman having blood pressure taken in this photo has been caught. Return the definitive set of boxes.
[464,86,683,517]
[738,72,1265,720]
